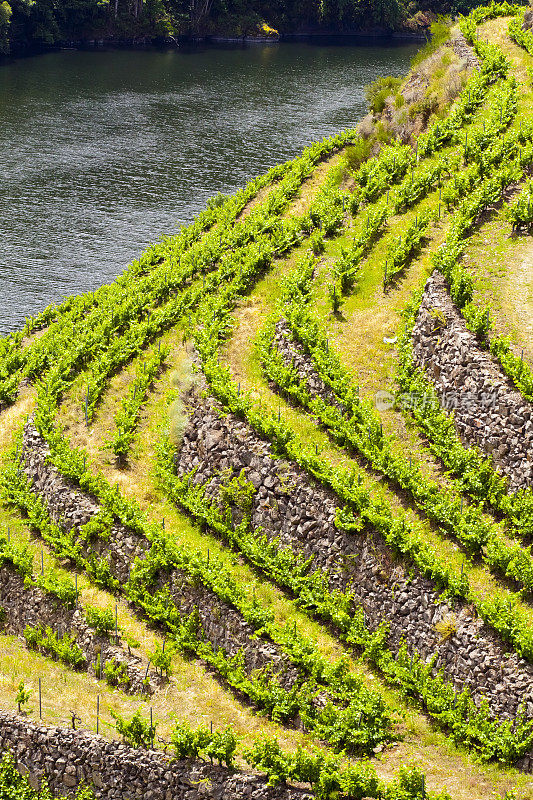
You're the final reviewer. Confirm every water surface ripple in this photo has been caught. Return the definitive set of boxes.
[0,42,416,333]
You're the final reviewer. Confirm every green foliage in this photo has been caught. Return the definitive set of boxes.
[33,570,77,609]
[309,230,326,255]
[85,605,115,637]
[15,681,30,714]
[505,178,533,227]
[112,710,155,748]
[106,345,168,460]
[204,727,239,767]
[365,75,403,114]
[243,736,292,786]
[0,534,33,577]
[344,138,372,171]
[104,658,131,688]
[170,721,238,767]
[148,639,176,677]
[219,469,256,515]
[0,749,96,799]
[23,624,86,669]
[411,18,451,68]
[0,1,11,55]
[328,282,343,314]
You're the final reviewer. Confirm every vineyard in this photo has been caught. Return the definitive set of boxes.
[5,4,533,799]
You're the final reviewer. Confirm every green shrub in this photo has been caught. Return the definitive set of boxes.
[243,736,291,786]
[170,721,211,760]
[345,138,372,170]
[310,230,325,255]
[85,605,115,637]
[23,625,86,669]
[365,75,402,114]
[148,640,176,678]
[112,710,155,749]
[104,658,131,688]
[220,469,256,514]
[204,727,239,767]
[34,570,77,609]
[15,682,31,714]
[411,18,451,68]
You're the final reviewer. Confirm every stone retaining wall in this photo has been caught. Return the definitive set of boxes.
[20,423,303,692]
[0,711,311,800]
[175,381,533,770]
[0,565,157,695]
[449,30,480,70]
[412,271,533,491]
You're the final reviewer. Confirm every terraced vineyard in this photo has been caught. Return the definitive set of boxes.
[6,5,533,798]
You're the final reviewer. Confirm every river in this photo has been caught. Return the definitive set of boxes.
[0,41,417,334]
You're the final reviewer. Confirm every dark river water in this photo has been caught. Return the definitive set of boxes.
[0,41,417,334]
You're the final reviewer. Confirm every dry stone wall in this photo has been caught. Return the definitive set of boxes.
[175,386,533,770]
[449,31,480,70]
[0,711,311,800]
[412,272,533,491]
[0,565,157,695]
[20,423,302,692]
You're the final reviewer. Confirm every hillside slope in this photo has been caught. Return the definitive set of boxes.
[3,4,533,798]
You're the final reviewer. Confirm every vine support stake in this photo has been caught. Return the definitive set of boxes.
[41,550,44,575]
[96,695,99,734]
[75,574,78,605]
[144,660,150,680]
[207,548,210,565]
[7,528,9,543]
[115,604,118,644]
[39,678,42,719]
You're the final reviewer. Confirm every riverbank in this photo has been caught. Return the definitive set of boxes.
[1,28,428,61]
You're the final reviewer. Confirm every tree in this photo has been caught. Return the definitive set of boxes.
[0,1,11,54]
[189,0,214,33]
